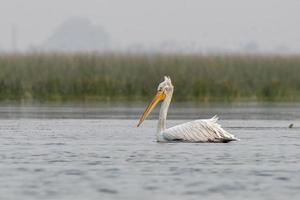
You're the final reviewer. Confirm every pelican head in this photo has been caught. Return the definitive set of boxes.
[137,76,173,127]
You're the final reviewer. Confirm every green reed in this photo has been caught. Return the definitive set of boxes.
[0,53,300,102]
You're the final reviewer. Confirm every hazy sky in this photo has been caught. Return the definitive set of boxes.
[1,0,300,52]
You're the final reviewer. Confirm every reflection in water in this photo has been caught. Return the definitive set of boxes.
[0,104,299,200]
[0,102,299,120]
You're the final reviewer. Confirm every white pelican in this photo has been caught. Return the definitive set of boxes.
[137,76,238,143]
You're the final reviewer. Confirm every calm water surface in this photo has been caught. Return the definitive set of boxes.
[0,103,299,200]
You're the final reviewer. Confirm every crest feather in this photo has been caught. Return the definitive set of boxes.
[164,76,171,81]
[163,76,172,86]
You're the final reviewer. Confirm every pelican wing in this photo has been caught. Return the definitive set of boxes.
[162,116,237,143]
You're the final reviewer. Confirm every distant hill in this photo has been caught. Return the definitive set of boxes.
[40,17,110,52]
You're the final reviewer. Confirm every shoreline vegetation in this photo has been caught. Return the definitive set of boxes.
[0,53,300,103]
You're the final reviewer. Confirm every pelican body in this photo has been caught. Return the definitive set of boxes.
[137,76,238,143]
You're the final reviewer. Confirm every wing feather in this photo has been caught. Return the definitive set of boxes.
[162,116,238,143]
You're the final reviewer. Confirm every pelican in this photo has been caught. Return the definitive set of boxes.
[137,76,238,143]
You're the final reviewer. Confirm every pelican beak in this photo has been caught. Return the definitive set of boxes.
[137,91,166,127]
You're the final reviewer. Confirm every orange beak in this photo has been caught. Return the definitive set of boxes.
[137,91,166,127]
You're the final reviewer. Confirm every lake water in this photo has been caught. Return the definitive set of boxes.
[0,103,299,200]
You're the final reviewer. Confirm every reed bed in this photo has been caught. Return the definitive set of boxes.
[0,53,300,102]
